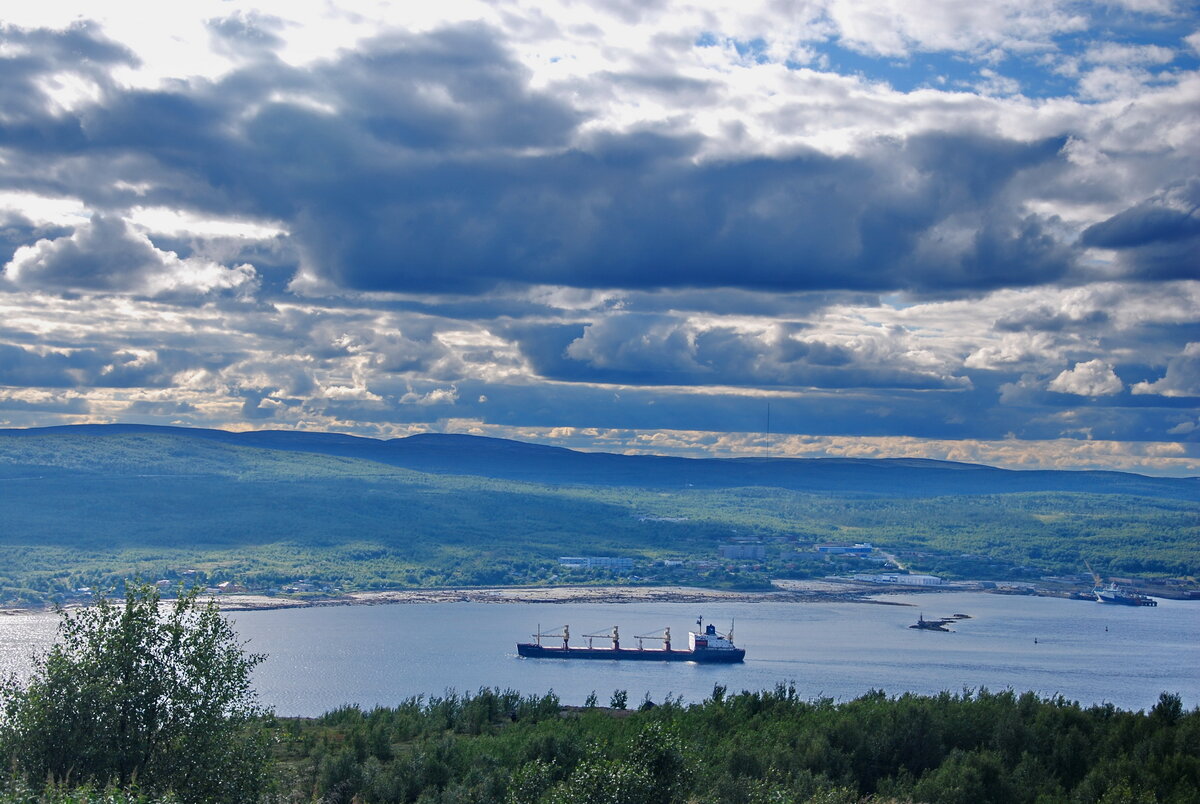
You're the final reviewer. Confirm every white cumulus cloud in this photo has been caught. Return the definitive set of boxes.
[4,214,257,297]
[1048,359,1123,396]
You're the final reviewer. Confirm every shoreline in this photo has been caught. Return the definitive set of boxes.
[1,579,936,616]
[8,577,1186,617]
[211,580,919,612]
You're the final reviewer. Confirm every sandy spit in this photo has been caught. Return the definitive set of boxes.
[0,580,945,617]
[207,580,916,613]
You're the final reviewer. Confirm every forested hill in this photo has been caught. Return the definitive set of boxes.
[4,423,1197,500]
[2,424,1198,601]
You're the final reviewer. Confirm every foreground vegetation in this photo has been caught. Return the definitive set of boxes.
[274,685,1200,804]
[0,586,269,803]
[4,686,1198,803]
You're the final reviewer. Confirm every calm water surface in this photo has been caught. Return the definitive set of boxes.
[2,593,1195,716]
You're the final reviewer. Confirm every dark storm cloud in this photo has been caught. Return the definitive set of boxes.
[0,343,82,387]
[0,22,1084,299]
[1081,179,1200,281]
[290,132,1074,296]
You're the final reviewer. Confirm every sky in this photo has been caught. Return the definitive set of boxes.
[0,1,1197,475]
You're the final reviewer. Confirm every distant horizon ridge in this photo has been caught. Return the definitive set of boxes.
[3,422,1198,485]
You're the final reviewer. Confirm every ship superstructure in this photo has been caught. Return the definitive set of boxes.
[516,617,745,663]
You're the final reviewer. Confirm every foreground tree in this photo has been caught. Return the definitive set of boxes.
[0,584,270,803]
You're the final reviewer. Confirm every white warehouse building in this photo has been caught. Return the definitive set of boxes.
[854,573,944,586]
[559,556,634,570]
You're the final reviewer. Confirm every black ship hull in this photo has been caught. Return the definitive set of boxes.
[1095,593,1157,606]
[516,643,744,663]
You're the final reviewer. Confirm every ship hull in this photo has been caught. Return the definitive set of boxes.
[1095,591,1157,606]
[517,643,744,663]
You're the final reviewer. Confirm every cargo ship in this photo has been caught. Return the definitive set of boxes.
[516,618,745,663]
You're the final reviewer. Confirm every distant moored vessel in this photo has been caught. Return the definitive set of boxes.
[1093,582,1157,607]
[1085,560,1157,606]
[516,617,745,663]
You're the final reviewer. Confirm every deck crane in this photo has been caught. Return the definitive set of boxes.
[581,626,620,650]
[532,624,569,650]
[633,627,672,651]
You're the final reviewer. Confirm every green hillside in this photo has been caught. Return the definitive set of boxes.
[1,429,1197,604]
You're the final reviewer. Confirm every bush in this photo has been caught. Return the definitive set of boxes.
[0,584,270,803]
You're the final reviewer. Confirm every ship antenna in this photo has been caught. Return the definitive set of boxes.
[729,619,734,642]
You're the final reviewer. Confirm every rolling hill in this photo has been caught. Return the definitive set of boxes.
[4,423,1197,500]
[0,424,1196,604]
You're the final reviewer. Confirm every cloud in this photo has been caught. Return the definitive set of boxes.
[399,385,459,406]
[1080,180,1200,281]
[1048,359,1123,396]
[520,313,970,390]
[0,21,135,119]
[1132,343,1200,397]
[0,388,89,414]
[1,23,1087,297]
[420,421,1200,475]
[289,128,1072,295]
[1187,30,1200,57]
[0,344,84,387]
[0,341,237,389]
[205,12,285,58]
[3,214,257,297]
[1084,42,1175,67]
[1166,418,1197,435]
[964,332,1062,371]
[993,304,1108,333]
[0,213,73,267]
[0,7,1195,474]
[824,0,1088,58]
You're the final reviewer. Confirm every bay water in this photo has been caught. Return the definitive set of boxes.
[1,592,1195,716]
